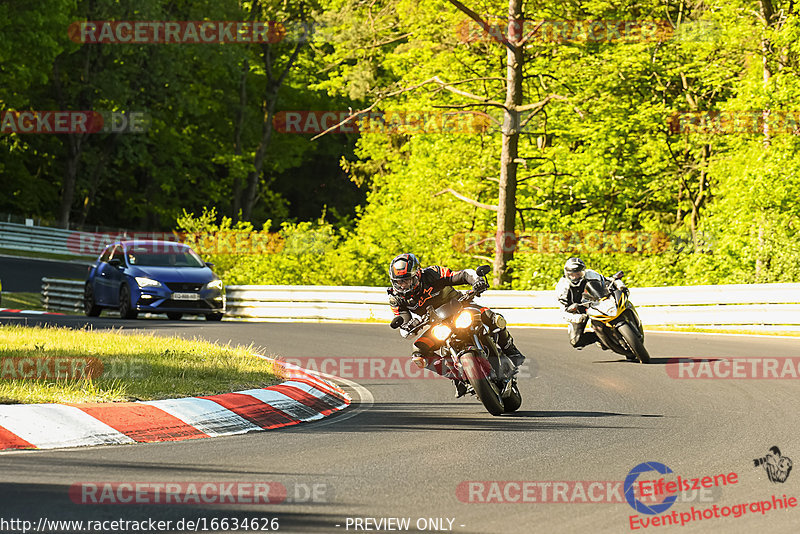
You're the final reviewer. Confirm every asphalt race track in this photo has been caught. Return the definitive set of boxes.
[0,312,798,533]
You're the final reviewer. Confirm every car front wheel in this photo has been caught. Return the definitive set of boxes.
[84,283,101,317]
[119,285,138,320]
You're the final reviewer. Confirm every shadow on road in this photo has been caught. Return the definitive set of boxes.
[591,356,721,365]
[296,402,662,433]
[0,481,349,533]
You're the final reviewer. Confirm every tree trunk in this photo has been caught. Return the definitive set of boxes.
[53,56,85,229]
[232,58,248,221]
[242,84,278,221]
[58,143,81,229]
[241,42,303,222]
[756,0,775,276]
[493,0,523,287]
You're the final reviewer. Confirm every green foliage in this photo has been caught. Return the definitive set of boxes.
[4,0,799,289]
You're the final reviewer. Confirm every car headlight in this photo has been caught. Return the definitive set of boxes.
[432,324,452,341]
[135,277,161,288]
[206,279,223,290]
[455,310,474,329]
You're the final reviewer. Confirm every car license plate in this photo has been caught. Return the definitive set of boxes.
[172,292,200,301]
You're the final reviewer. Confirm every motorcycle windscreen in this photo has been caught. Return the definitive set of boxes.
[434,300,458,320]
[583,279,610,301]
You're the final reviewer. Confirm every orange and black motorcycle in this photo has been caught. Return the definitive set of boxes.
[391,265,522,415]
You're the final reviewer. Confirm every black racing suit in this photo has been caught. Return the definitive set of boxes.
[388,266,516,378]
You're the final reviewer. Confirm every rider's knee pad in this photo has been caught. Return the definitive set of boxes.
[480,308,507,331]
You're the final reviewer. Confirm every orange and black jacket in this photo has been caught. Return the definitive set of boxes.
[388,266,480,324]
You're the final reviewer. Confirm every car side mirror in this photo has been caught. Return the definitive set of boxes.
[205,262,215,268]
[108,258,122,268]
[476,264,491,277]
[390,316,404,329]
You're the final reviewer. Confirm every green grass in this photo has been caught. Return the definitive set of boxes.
[1,292,44,311]
[0,325,281,404]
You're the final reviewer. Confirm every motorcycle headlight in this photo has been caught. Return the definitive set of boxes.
[432,324,452,341]
[135,277,161,288]
[455,311,474,329]
[206,279,223,290]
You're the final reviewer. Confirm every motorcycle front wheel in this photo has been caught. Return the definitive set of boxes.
[502,381,522,413]
[618,322,650,363]
[461,352,504,416]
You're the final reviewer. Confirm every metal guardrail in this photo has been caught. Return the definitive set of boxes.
[41,278,800,326]
[41,278,84,312]
[224,283,800,326]
[0,222,104,257]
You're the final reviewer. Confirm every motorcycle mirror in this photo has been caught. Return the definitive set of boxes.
[476,264,491,277]
[390,316,404,329]
[613,270,624,279]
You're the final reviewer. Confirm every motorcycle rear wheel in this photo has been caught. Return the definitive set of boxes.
[461,352,504,416]
[618,322,650,363]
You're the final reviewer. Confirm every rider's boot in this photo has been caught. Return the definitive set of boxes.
[500,334,525,367]
[454,380,469,398]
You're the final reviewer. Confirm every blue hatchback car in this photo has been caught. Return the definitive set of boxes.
[84,240,224,320]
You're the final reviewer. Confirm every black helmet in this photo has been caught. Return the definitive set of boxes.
[389,253,422,298]
[564,257,586,287]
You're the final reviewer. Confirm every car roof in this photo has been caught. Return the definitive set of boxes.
[118,240,189,248]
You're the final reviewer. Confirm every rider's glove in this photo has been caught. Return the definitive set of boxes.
[410,352,427,369]
[566,303,586,314]
[400,318,420,338]
[472,279,489,293]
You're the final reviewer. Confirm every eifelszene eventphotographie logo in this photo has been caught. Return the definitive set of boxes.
[754,446,793,483]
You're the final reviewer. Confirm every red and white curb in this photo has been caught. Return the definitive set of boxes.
[0,360,350,451]
[0,308,63,315]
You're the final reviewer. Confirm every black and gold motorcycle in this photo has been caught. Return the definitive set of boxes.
[581,272,650,364]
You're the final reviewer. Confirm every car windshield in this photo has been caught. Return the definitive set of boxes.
[126,244,205,267]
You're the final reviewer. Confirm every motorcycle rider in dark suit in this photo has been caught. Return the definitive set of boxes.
[388,253,524,397]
